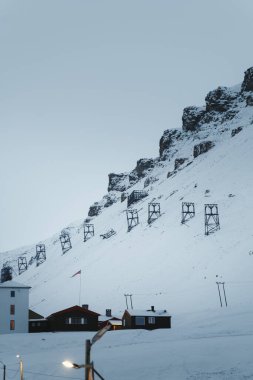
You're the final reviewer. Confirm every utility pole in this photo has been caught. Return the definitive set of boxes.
[222,282,228,307]
[85,339,91,380]
[130,294,133,309]
[124,294,133,309]
[63,325,109,380]
[0,361,6,380]
[216,282,228,307]
[124,294,128,309]
[216,282,222,307]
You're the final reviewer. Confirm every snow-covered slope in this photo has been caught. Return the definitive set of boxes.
[1,68,253,318]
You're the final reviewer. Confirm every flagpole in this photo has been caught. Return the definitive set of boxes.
[79,272,82,306]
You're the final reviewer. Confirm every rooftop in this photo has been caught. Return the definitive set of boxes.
[47,305,100,318]
[125,309,171,317]
[0,280,31,289]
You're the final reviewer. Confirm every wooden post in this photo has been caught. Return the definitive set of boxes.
[216,282,222,307]
[85,339,91,380]
[222,282,228,307]
[88,364,94,380]
[3,365,6,380]
[20,360,24,380]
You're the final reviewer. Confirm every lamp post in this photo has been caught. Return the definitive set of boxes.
[0,361,6,380]
[16,355,24,380]
[63,324,111,380]
[85,339,91,380]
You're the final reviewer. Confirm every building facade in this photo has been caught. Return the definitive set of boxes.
[0,281,30,334]
[47,305,100,331]
[29,309,49,333]
[122,306,171,330]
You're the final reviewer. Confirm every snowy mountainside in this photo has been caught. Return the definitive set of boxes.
[1,68,253,318]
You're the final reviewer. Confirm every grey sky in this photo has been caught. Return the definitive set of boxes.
[0,0,252,251]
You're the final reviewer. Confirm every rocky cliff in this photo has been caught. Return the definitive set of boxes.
[87,67,253,217]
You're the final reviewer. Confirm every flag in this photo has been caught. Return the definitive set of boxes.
[71,270,81,278]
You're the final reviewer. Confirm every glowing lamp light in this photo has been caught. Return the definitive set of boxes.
[62,361,74,368]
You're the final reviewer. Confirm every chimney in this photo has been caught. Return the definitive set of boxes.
[106,309,112,317]
[82,304,89,310]
[151,306,155,312]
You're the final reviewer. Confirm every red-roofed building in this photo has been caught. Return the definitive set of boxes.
[47,305,100,331]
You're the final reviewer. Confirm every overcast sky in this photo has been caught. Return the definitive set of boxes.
[0,0,253,251]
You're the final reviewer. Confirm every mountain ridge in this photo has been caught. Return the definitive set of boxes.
[1,67,253,317]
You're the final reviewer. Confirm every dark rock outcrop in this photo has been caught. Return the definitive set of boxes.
[159,129,182,159]
[193,141,214,158]
[88,204,102,217]
[174,158,188,170]
[103,193,118,208]
[182,106,206,132]
[167,171,176,178]
[129,171,139,186]
[144,176,158,188]
[205,87,238,113]
[246,95,253,106]
[134,158,155,178]
[108,173,128,192]
[121,192,128,202]
[231,127,242,137]
[241,67,253,92]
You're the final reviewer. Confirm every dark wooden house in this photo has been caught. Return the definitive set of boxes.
[29,309,49,333]
[122,306,171,330]
[47,305,100,332]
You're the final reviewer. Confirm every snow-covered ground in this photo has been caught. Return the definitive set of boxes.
[1,307,253,379]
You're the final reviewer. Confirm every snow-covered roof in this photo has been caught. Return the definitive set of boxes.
[124,309,171,317]
[0,280,31,289]
[48,305,100,318]
[98,315,121,322]
[109,320,122,326]
[99,315,111,322]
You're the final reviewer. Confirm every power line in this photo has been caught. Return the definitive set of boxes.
[6,367,82,379]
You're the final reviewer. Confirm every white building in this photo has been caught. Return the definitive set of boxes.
[0,280,31,334]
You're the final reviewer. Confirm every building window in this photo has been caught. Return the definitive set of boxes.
[72,317,87,325]
[65,318,71,325]
[10,320,15,330]
[10,305,15,315]
[135,317,145,326]
[148,317,155,324]
[10,291,15,298]
[65,317,87,325]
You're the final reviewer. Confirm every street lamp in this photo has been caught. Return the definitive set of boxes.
[16,355,24,380]
[0,360,6,380]
[62,361,86,369]
[62,324,110,380]
[63,357,103,380]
